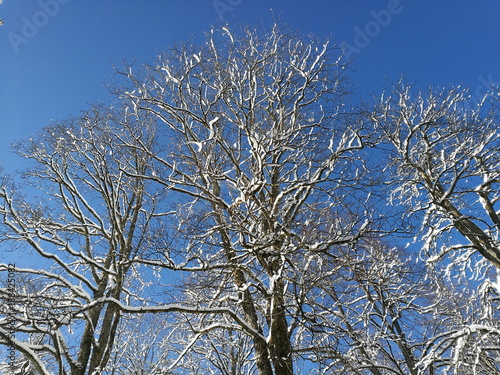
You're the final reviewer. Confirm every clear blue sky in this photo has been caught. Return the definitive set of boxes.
[0,0,499,172]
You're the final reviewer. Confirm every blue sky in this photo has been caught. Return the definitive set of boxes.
[0,0,499,173]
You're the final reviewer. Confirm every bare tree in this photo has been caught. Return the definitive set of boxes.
[416,267,500,374]
[117,23,377,375]
[291,238,434,375]
[0,104,165,375]
[371,80,500,374]
[372,80,500,270]
[2,24,477,375]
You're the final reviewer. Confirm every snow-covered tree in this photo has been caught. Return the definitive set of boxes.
[117,23,380,375]
[5,24,497,375]
[372,81,500,270]
[371,80,500,374]
[0,104,166,375]
[291,238,434,375]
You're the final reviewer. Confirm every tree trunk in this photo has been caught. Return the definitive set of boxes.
[269,278,293,375]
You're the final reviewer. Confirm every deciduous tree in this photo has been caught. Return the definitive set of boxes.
[118,23,375,375]
[371,80,500,374]
[0,105,164,375]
